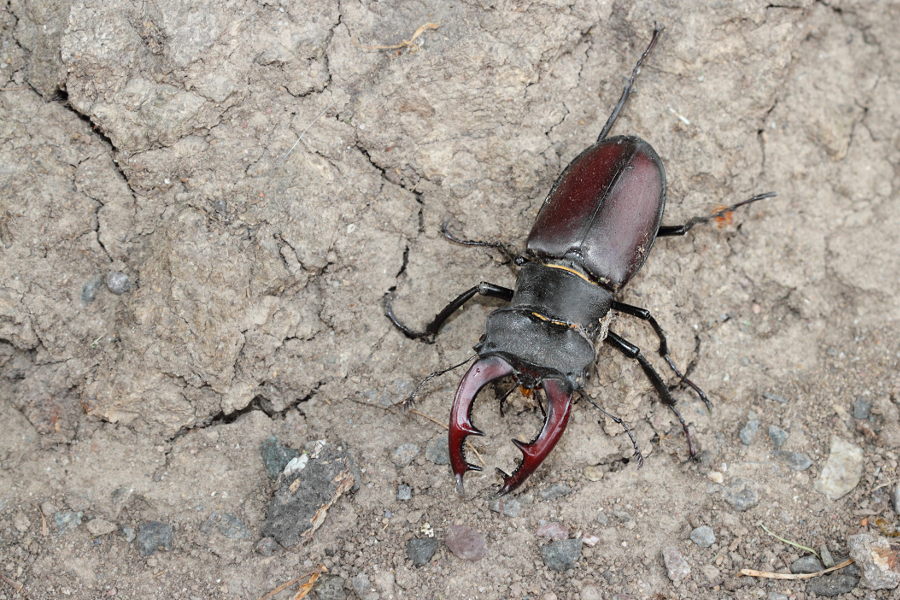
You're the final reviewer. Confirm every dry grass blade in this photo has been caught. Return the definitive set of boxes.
[357,23,440,51]
[759,523,820,558]
[257,566,327,600]
[739,558,854,580]
[0,573,28,598]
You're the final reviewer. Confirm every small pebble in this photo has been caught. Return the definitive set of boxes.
[595,511,609,526]
[255,537,278,556]
[350,573,377,600]
[582,535,600,547]
[583,465,604,481]
[778,451,813,471]
[136,521,174,556]
[893,483,900,515]
[53,510,83,533]
[847,533,900,590]
[707,471,724,484]
[540,538,582,571]
[662,546,691,584]
[763,392,789,404]
[724,480,759,511]
[397,483,412,501]
[406,537,438,566]
[689,525,716,548]
[767,593,788,600]
[445,525,486,561]
[105,271,131,295]
[121,525,136,542]
[805,574,858,596]
[205,512,249,540]
[819,544,835,568]
[851,398,872,419]
[790,555,824,573]
[579,584,602,600]
[81,276,102,303]
[739,417,760,445]
[489,497,521,518]
[814,437,864,500]
[424,436,449,465]
[536,522,569,541]
[392,442,419,467]
[701,565,722,585]
[540,483,573,500]
[314,576,347,600]
[86,518,117,537]
[767,425,789,449]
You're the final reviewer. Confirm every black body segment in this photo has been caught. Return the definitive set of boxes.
[526,136,666,290]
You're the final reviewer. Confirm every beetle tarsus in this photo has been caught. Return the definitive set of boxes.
[657,192,777,237]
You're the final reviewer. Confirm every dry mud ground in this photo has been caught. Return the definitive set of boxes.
[1,1,898,599]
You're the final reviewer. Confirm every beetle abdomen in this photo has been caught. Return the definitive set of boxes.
[526,135,666,290]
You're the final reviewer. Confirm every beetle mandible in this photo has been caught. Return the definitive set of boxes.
[384,28,775,495]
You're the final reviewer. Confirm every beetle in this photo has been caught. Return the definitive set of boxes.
[383,28,775,495]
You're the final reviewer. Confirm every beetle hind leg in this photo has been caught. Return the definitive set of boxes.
[581,393,644,467]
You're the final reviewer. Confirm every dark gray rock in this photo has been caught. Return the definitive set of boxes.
[392,442,419,467]
[805,574,858,596]
[662,546,691,583]
[539,483,573,501]
[851,398,872,419]
[53,510,83,533]
[136,521,174,556]
[445,525,486,561]
[778,451,813,471]
[847,533,900,590]
[689,525,716,548]
[262,441,355,547]
[790,555,824,574]
[739,417,760,445]
[767,425,789,449]
[540,538,581,571]
[724,480,759,511]
[406,537,438,566]
[105,270,131,294]
[202,512,249,540]
[425,436,450,465]
[763,392,789,404]
[259,436,300,479]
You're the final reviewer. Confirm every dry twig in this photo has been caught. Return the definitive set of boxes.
[739,558,854,580]
[356,23,440,51]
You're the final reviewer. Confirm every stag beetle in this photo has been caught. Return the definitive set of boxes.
[384,28,775,495]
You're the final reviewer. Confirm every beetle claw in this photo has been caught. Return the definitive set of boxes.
[449,356,514,491]
[497,378,573,495]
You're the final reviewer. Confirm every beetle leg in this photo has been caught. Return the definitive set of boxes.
[383,282,514,342]
[657,192,776,237]
[605,331,698,458]
[498,378,573,496]
[449,356,515,493]
[581,392,644,467]
[610,301,711,411]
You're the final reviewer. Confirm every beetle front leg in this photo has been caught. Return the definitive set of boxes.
[605,330,698,458]
[611,301,710,410]
[657,192,776,237]
[383,282,514,343]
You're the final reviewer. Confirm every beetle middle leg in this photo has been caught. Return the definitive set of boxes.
[605,330,698,458]
[383,282,514,342]
[611,300,711,410]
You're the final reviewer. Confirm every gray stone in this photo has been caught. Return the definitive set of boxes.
[86,517,117,537]
[136,521,174,556]
[391,442,419,467]
[820,544,835,568]
[536,522,569,541]
[53,510,83,533]
[259,436,300,479]
[262,441,355,547]
[121,525,136,542]
[489,497,522,518]
[662,546,691,584]
[397,483,412,501]
[539,483,573,500]
[81,276,102,303]
[767,593,788,600]
[350,573,377,600]
[540,538,581,571]
[425,436,450,465]
[724,480,759,511]
[805,574,858,596]
[778,451,813,471]
[892,483,900,515]
[814,437,864,500]
[203,512,249,540]
[763,392,789,404]
[445,524,486,561]
[739,418,760,445]
[579,584,602,600]
[255,537,278,556]
[406,537,438,567]
[847,533,900,590]
[689,525,716,548]
[105,270,131,294]
[851,398,872,419]
[790,555,824,573]
[767,425,789,449]
[314,575,348,600]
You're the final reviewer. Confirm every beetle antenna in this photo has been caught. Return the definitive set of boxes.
[597,26,663,142]
[440,222,521,265]
[401,354,477,407]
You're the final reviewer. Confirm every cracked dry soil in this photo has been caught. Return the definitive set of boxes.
[1,1,898,599]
